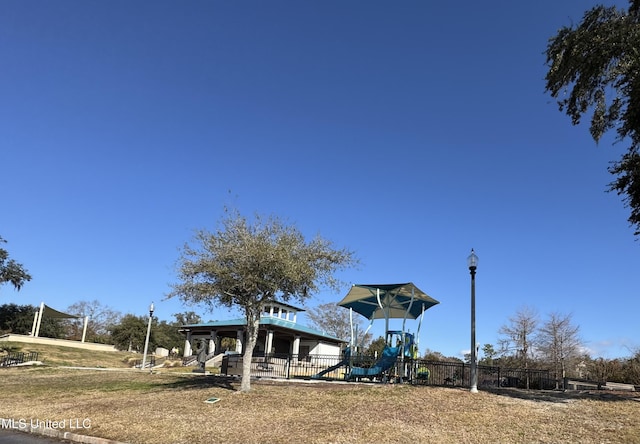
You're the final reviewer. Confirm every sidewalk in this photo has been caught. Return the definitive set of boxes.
[0,427,127,444]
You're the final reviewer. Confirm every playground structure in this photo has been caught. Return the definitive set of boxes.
[313,283,439,383]
[345,330,417,382]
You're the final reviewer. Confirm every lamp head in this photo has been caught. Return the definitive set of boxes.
[149,302,155,315]
[467,248,478,270]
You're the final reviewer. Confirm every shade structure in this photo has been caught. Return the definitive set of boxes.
[41,304,81,319]
[338,283,439,320]
[31,302,85,340]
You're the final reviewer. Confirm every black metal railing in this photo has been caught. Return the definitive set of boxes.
[222,353,353,380]
[182,355,197,366]
[218,353,555,390]
[498,367,556,390]
[0,351,39,367]
[133,355,156,369]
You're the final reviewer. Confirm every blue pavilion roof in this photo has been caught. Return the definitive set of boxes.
[182,316,345,343]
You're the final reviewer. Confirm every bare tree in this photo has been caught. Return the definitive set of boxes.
[628,348,640,385]
[305,302,372,350]
[66,300,122,342]
[591,357,612,389]
[498,306,539,389]
[537,312,582,389]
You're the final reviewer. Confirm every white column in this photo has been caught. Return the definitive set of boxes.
[292,335,301,362]
[30,310,38,336]
[209,331,217,355]
[266,330,274,355]
[81,316,89,342]
[183,331,192,357]
[34,302,45,338]
[236,330,243,353]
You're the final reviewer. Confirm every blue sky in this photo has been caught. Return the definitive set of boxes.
[1,0,637,360]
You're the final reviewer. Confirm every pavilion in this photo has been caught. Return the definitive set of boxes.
[179,301,344,359]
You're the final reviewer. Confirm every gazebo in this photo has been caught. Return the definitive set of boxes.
[179,301,345,359]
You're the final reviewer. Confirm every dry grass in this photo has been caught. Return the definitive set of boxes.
[0,341,139,368]
[0,367,638,444]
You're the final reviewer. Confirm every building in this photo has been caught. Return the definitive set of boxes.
[180,301,345,359]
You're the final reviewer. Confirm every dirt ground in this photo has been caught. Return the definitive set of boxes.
[1,368,639,444]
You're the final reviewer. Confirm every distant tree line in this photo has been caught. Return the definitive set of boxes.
[0,303,64,339]
[418,306,640,386]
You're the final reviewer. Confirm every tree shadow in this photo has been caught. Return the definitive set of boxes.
[484,387,640,403]
[160,374,238,392]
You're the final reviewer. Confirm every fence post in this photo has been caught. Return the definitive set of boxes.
[464,362,468,388]
[221,355,228,375]
[286,354,291,379]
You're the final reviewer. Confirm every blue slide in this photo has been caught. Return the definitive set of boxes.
[346,345,399,380]
[312,358,349,379]
[312,347,351,379]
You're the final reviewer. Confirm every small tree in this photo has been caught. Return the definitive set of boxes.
[537,312,582,388]
[422,348,446,361]
[169,210,357,392]
[111,314,150,352]
[479,343,498,366]
[0,236,31,292]
[306,302,372,349]
[627,349,640,385]
[499,306,539,389]
[366,336,386,357]
[153,320,186,352]
[590,357,613,388]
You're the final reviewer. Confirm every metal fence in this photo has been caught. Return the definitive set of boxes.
[498,367,556,390]
[0,351,39,367]
[132,355,156,369]
[222,353,348,380]
[219,353,555,390]
[413,360,555,390]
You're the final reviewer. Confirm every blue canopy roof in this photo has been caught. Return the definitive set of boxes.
[337,283,439,320]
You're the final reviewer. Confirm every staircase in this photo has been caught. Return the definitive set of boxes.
[182,352,224,367]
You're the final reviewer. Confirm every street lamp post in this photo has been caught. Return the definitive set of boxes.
[141,302,154,371]
[467,249,478,393]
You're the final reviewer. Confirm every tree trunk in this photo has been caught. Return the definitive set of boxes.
[240,307,260,392]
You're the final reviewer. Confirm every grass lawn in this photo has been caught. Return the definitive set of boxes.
[0,341,141,368]
[0,366,639,444]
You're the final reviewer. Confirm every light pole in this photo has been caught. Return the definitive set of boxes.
[467,249,478,393]
[141,302,154,370]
